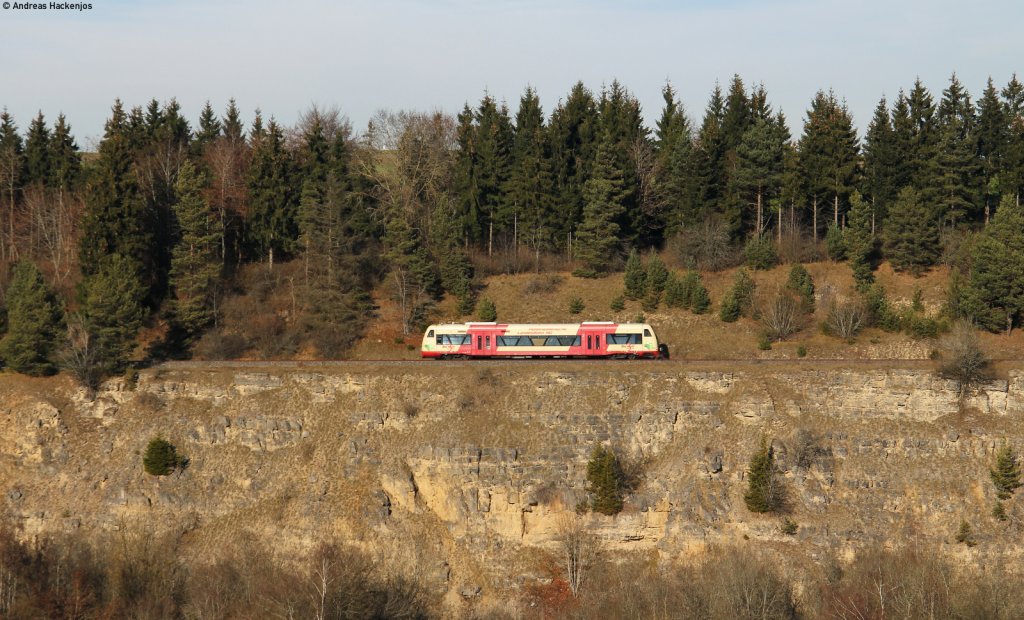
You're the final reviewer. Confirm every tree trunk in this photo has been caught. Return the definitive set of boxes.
[756,189,762,239]
[834,193,839,227]
[812,197,818,246]
[488,219,493,257]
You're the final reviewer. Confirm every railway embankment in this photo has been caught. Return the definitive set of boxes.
[2,360,1023,613]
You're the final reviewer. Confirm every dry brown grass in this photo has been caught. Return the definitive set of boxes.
[335,257,1024,362]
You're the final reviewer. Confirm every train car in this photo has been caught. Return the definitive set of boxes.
[420,322,668,359]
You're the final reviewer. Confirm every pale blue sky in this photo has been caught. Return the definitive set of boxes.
[1,0,1021,146]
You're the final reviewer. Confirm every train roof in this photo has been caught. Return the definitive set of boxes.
[425,322,654,331]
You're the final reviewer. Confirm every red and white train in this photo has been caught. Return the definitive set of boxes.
[420,322,668,359]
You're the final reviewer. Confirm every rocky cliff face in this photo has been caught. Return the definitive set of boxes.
[1,361,1022,614]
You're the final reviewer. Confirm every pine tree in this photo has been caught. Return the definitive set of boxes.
[692,85,728,221]
[573,130,626,277]
[143,437,180,476]
[663,271,686,308]
[786,264,815,312]
[976,79,1008,220]
[49,114,81,192]
[0,261,63,375]
[744,437,781,513]
[81,254,147,375]
[548,82,598,248]
[845,191,876,291]
[23,112,51,186]
[862,97,898,230]
[906,79,939,195]
[222,99,245,142]
[960,195,1024,332]
[645,252,668,294]
[657,85,696,236]
[246,117,296,268]
[991,443,1022,500]
[933,74,980,226]
[194,100,221,156]
[1002,75,1024,206]
[884,187,940,275]
[623,249,646,299]
[477,297,497,322]
[169,161,221,341]
[720,268,755,322]
[586,445,624,515]
[507,87,558,265]
[0,109,24,261]
[597,81,648,247]
[733,116,786,237]
[474,95,514,255]
[78,100,154,289]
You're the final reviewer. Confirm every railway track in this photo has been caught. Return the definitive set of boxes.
[152,357,1024,370]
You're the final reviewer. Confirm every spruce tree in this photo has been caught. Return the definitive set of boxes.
[0,261,63,375]
[0,109,24,260]
[785,264,815,313]
[663,271,686,308]
[573,130,626,277]
[933,74,981,226]
[586,445,624,515]
[194,100,221,156]
[960,195,1024,332]
[49,114,80,193]
[689,277,711,314]
[991,443,1022,500]
[222,99,245,142]
[744,437,781,513]
[1002,75,1024,205]
[548,82,598,247]
[691,85,727,221]
[477,297,497,322]
[976,79,1008,219]
[597,81,648,246]
[78,100,154,286]
[862,97,898,229]
[645,252,668,295]
[246,117,296,268]
[507,87,558,265]
[884,187,940,275]
[623,249,646,299]
[169,161,221,341]
[81,254,147,375]
[23,112,51,186]
[733,116,786,237]
[845,191,876,291]
[720,268,755,322]
[473,95,514,255]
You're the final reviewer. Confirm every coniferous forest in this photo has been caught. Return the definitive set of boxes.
[1,73,1023,380]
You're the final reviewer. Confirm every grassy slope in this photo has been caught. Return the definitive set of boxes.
[350,260,1024,361]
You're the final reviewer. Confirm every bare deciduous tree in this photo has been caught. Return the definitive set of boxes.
[558,514,598,599]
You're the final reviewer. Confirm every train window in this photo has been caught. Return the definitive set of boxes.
[544,336,561,346]
[587,335,592,350]
[596,335,601,347]
[436,335,443,344]
[644,329,651,337]
[608,334,641,345]
[427,330,434,337]
[486,336,491,349]
[477,336,482,349]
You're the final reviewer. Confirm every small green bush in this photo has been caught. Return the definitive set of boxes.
[758,333,772,351]
[990,443,1021,500]
[744,236,779,270]
[623,250,646,300]
[825,225,846,261]
[744,437,782,513]
[569,297,585,315]
[143,437,181,476]
[610,294,625,312]
[587,446,625,515]
[785,264,815,313]
[476,298,497,322]
[690,282,711,314]
[796,345,807,358]
[641,288,661,312]
[780,518,798,536]
[993,501,1008,521]
[955,520,976,547]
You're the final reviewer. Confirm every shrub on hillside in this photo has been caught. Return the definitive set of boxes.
[744,236,778,270]
[823,299,865,341]
[785,264,815,313]
[937,320,991,398]
[623,249,646,300]
[720,269,756,323]
[825,224,846,261]
[990,443,1021,500]
[568,297,585,315]
[744,437,783,513]
[586,446,625,515]
[760,291,804,341]
[143,437,183,476]
[476,298,497,322]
